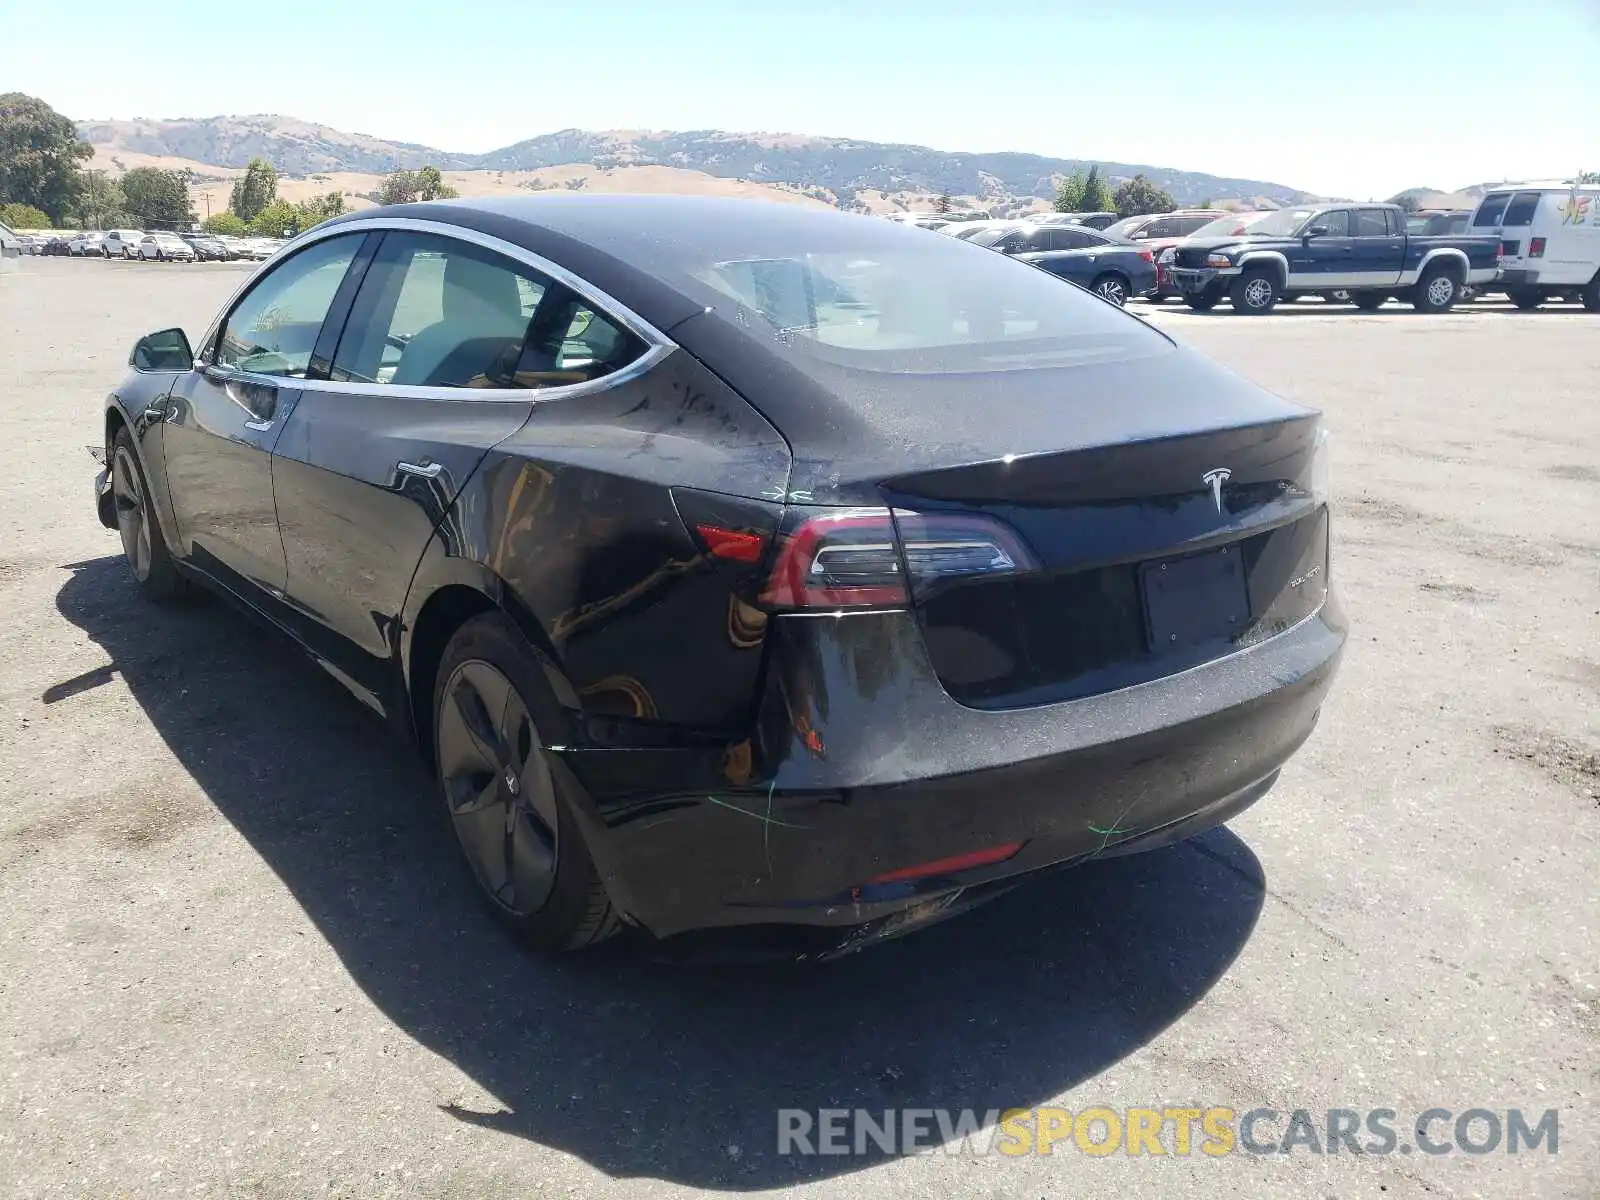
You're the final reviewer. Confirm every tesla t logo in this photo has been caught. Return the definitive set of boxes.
[1202,468,1232,514]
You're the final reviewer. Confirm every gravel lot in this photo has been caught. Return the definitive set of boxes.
[1,257,1596,1199]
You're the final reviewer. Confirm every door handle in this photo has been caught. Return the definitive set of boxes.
[244,419,274,431]
[396,460,443,479]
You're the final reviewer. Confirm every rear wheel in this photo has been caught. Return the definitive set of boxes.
[433,612,619,952]
[111,428,188,603]
[1508,288,1543,310]
[1352,291,1388,311]
[1412,264,1460,313]
[1321,289,1351,303]
[1581,273,1600,313]
[1091,272,1130,307]
[1230,266,1279,314]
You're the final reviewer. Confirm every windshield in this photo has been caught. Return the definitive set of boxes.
[1236,208,1316,237]
[1099,216,1149,240]
[965,226,1019,248]
[1189,213,1262,239]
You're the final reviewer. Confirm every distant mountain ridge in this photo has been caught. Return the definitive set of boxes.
[78,114,1316,208]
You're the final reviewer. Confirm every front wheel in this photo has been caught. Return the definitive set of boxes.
[1412,265,1460,313]
[1091,273,1129,307]
[111,429,188,602]
[433,612,619,952]
[1230,267,1279,314]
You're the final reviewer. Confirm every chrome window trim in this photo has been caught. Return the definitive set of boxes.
[189,216,678,404]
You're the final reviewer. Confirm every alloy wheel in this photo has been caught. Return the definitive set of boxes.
[1244,278,1274,308]
[112,445,152,581]
[1097,278,1128,306]
[437,659,560,916]
[1426,276,1455,307]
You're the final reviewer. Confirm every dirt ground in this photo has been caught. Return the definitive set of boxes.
[1,257,1596,1199]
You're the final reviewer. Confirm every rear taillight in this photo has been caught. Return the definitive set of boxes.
[760,507,1034,610]
[1529,237,1546,258]
[1138,249,1155,263]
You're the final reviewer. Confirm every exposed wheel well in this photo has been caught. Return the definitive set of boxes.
[408,584,499,771]
[1421,255,1465,280]
[1238,257,1287,287]
[105,407,128,454]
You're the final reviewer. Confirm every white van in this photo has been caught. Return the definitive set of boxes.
[1467,181,1600,310]
[101,229,146,259]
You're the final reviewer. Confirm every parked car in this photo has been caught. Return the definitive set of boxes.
[1119,212,1237,301]
[180,233,231,262]
[40,235,72,256]
[0,222,19,274]
[1015,233,1158,305]
[101,230,145,259]
[966,222,1117,255]
[1466,182,1600,310]
[1154,212,1270,298]
[138,233,196,261]
[16,234,43,255]
[945,220,1020,241]
[1169,203,1500,313]
[69,232,103,256]
[93,195,1343,957]
[1403,211,1481,300]
[1100,214,1160,241]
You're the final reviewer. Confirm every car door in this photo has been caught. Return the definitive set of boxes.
[269,228,653,714]
[1288,209,1354,286]
[1350,207,1405,286]
[160,231,368,607]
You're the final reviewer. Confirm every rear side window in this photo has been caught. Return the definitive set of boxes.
[216,234,362,377]
[1172,215,1216,236]
[1473,193,1512,226]
[1501,192,1541,227]
[1352,209,1388,236]
[330,231,644,390]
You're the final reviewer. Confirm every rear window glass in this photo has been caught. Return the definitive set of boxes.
[1501,193,1541,226]
[691,242,1163,373]
[1472,193,1511,226]
[1172,215,1217,235]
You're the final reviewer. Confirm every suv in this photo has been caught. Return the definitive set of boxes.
[1467,182,1600,310]
[101,230,145,259]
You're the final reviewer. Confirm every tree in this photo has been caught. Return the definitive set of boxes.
[0,93,93,225]
[1080,165,1110,212]
[295,191,345,227]
[0,202,51,229]
[1113,174,1176,218]
[229,158,278,221]
[377,165,459,205]
[934,191,952,214]
[201,211,246,236]
[69,171,126,230]
[247,199,302,237]
[120,167,195,229]
[1053,170,1085,212]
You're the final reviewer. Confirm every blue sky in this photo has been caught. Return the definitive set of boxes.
[3,0,1594,198]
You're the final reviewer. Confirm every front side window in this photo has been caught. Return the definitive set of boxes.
[1313,210,1350,237]
[1502,192,1541,227]
[1352,209,1389,237]
[330,231,645,391]
[215,234,362,377]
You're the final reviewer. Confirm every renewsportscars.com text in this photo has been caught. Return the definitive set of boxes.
[776,1106,1560,1158]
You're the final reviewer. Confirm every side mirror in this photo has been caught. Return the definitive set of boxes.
[130,328,193,372]
[1304,224,1330,240]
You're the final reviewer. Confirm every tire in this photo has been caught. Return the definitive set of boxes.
[1507,288,1543,311]
[1351,291,1388,311]
[1412,263,1460,313]
[1183,291,1220,311]
[432,612,619,952]
[1091,272,1129,307]
[1320,289,1351,303]
[1581,273,1600,313]
[1230,266,1279,314]
[111,428,188,603]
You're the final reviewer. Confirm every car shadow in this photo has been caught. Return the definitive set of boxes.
[53,554,1267,1189]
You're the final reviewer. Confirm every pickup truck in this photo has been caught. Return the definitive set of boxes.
[1169,202,1499,314]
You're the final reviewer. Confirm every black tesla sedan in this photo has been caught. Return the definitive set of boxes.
[94,195,1343,957]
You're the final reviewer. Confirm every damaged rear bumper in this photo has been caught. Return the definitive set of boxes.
[553,594,1345,952]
